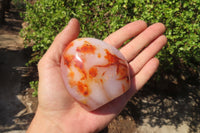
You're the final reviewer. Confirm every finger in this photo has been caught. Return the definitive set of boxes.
[42,18,80,65]
[120,23,166,61]
[94,58,160,116]
[129,35,167,75]
[104,20,147,48]
[126,58,160,99]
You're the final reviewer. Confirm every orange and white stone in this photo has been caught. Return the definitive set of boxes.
[61,38,130,111]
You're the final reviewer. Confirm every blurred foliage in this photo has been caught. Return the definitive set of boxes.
[29,80,38,97]
[20,0,200,95]
[12,0,26,10]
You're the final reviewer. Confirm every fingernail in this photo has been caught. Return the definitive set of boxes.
[68,18,74,26]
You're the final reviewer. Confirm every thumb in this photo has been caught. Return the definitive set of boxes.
[42,18,80,65]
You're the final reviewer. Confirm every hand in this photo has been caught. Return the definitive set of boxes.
[27,18,167,133]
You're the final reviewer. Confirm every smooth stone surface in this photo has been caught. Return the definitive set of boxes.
[61,38,130,111]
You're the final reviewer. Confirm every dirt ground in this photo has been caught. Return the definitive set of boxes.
[0,6,200,133]
[0,7,38,133]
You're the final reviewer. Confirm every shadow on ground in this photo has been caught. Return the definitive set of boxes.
[120,71,200,132]
[0,8,23,35]
[0,4,38,132]
[0,48,34,132]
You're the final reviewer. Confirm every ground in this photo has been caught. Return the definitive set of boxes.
[0,6,199,133]
[0,8,37,133]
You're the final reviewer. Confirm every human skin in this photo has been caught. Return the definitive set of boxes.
[27,18,167,133]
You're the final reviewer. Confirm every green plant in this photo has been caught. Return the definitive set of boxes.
[21,0,200,96]
[29,80,38,97]
[12,0,26,10]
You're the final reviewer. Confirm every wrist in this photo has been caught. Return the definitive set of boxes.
[27,107,97,133]
[27,108,64,133]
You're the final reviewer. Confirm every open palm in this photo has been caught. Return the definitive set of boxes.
[28,18,167,133]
